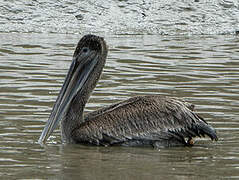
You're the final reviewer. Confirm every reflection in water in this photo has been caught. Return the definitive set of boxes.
[0,33,239,179]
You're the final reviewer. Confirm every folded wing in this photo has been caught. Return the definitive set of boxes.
[72,95,217,147]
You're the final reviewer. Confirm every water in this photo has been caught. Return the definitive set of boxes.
[1,33,239,179]
[1,0,239,179]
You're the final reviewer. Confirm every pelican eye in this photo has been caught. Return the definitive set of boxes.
[82,47,89,53]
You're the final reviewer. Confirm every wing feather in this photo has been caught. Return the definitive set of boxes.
[72,95,217,147]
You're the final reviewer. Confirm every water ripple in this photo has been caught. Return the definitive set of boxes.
[0,33,239,179]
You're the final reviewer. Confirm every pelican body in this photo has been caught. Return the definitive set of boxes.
[39,35,218,147]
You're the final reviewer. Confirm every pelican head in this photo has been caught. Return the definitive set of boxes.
[38,35,108,143]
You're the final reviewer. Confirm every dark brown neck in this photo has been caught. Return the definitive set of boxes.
[60,52,107,143]
[60,94,85,143]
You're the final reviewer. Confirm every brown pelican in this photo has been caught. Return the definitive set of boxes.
[38,34,218,147]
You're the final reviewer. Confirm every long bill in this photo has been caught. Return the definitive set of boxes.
[38,51,99,143]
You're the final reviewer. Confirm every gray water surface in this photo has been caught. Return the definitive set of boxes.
[0,33,239,179]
